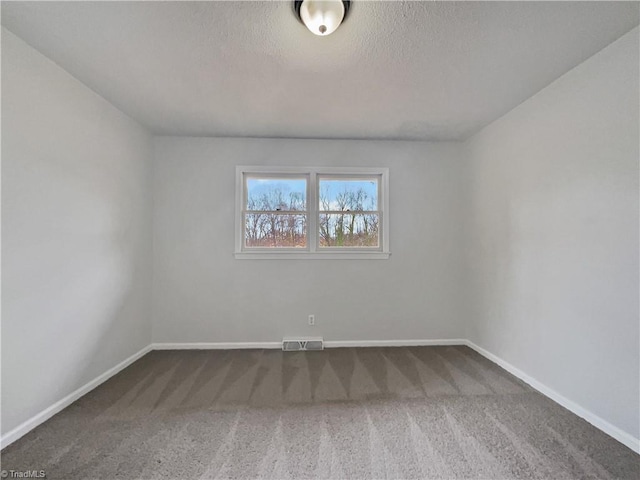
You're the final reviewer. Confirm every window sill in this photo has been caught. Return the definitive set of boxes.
[234,251,391,260]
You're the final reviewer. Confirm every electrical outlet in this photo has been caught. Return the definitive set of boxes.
[308,315,315,326]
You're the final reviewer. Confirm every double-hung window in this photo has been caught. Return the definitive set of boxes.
[235,166,389,259]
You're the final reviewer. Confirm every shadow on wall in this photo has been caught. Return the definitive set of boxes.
[2,164,146,435]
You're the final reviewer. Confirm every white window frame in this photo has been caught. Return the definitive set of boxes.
[235,166,390,259]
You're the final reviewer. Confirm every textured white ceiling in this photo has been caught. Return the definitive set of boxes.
[2,1,638,140]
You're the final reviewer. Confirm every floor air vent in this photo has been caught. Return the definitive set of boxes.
[282,337,324,351]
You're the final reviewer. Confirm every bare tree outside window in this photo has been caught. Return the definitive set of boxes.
[318,178,379,247]
[244,178,307,248]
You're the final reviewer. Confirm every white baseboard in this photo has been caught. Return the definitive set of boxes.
[464,340,640,454]
[0,344,152,450]
[152,339,466,350]
[152,342,282,350]
[324,338,466,348]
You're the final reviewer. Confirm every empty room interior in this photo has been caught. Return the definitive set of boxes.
[1,1,639,479]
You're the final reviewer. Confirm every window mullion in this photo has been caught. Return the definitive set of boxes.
[238,171,247,252]
[308,172,317,252]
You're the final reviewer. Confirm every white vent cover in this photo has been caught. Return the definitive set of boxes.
[282,337,324,351]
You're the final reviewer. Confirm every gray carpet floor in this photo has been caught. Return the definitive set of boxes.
[1,346,638,479]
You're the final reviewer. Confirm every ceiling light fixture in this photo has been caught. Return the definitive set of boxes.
[294,0,351,36]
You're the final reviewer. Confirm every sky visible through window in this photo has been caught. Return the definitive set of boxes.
[246,178,307,211]
[319,179,378,211]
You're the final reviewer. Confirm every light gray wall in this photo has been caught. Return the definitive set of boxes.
[464,27,639,439]
[1,28,153,435]
[153,137,467,343]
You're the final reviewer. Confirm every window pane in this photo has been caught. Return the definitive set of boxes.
[318,213,379,247]
[246,178,306,211]
[245,213,307,248]
[318,178,378,212]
